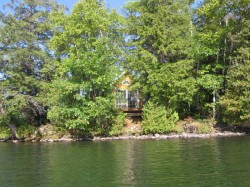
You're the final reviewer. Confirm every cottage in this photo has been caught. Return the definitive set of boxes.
[115,73,142,116]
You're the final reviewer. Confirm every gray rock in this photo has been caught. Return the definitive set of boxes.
[155,134,160,138]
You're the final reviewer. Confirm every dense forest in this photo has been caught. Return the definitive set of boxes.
[0,0,249,138]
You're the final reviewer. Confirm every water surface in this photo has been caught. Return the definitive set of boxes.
[1,136,250,186]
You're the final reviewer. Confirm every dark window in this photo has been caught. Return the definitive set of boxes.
[122,80,130,85]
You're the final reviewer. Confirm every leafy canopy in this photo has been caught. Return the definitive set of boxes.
[47,0,125,133]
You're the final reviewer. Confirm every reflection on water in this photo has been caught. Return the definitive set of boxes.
[1,136,250,186]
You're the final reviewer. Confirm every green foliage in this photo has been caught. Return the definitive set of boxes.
[0,95,40,126]
[183,118,215,134]
[125,0,193,63]
[198,0,250,125]
[16,125,36,139]
[142,101,179,134]
[197,74,223,92]
[196,125,213,134]
[0,0,64,126]
[0,0,249,134]
[124,0,196,117]
[47,0,124,134]
[0,126,12,139]
[197,123,214,134]
[219,29,250,125]
[193,0,250,121]
[108,112,126,136]
[148,60,197,112]
[196,73,223,118]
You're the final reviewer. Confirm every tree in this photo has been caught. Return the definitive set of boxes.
[47,0,125,134]
[125,0,196,116]
[219,2,250,125]
[193,0,229,118]
[0,0,64,126]
[194,0,250,122]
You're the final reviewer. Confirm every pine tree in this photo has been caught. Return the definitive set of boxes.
[125,0,196,115]
[0,0,64,126]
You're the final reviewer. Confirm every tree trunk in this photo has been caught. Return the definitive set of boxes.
[213,91,216,119]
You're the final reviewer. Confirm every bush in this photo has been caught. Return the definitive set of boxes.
[0,126,12,139]
[108,112,126,136]
[16,124,36,139]
[142,101,179,134]
[48,96,122,136]
[197,124,214,134]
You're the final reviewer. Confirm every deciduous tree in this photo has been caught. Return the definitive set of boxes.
[48,0,125,134]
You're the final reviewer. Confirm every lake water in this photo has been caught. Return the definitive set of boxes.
[1,136,250,186]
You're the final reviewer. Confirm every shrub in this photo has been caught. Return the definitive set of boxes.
[49,96,122,136]
[16,124,36,139]
[197,124,214,134]
[142,101,179,134]
[0,126,12,139]
[108,112,126,136]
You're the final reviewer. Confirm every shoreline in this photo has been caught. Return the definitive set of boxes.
[92,131,246,141]
[0,131,246,143]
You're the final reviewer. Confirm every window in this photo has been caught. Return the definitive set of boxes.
[122,80,130,85]
[115,89,139,109]
[115,90,127,109]
[128,91,138,108]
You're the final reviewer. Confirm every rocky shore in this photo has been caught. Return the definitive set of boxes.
[92,131,245,141]
[0,131,246,143]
